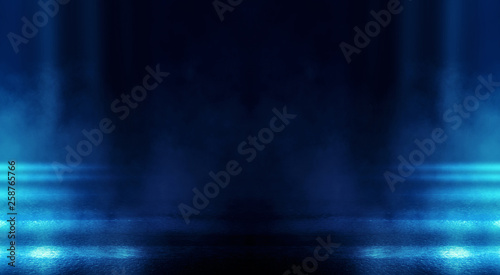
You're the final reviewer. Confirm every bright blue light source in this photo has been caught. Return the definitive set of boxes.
[24,246,140,259]
[415,163,500,181]
[29,247,61,259]
[420,163,500,171]
[0,163,110,182]
[362,247,389,259]
[416,174,500,181]
[440,247,471,259]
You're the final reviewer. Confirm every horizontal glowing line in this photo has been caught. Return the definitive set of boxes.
[0,219,181,231]
[16,245,500,259]
[275,219,500,234]
[359,246,499,259]
[419,163,500,171]
[14,174,106,181]
[0,163,110,181]
[417,163,500,172]
[0,163,105,172]
[1,189,86,201]
[408,190,500,201]
[415,174,500,181]
[25,246,140,259]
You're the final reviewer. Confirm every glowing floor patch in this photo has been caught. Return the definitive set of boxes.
[29,247,60,259]
[355,246,500,259]
[420,163,500,171]
[24,246,141,259]
[440,247,471,258]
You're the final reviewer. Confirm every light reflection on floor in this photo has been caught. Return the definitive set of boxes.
[2,162,499,273]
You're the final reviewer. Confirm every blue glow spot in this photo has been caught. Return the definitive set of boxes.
[112,247,139,258]
[363,247,388,259]
[0,163,111,182]
[414,163,500,182]
[0,163,103,172]
[441,247,471,258]
[29,246,61,258]
[416,174,500,182]
[420,163,500,171]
